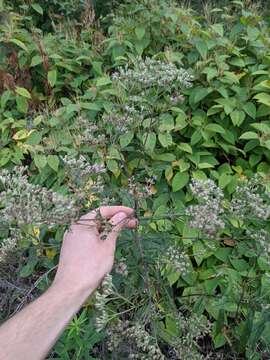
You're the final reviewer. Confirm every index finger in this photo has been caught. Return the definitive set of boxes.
[99,206,135,219]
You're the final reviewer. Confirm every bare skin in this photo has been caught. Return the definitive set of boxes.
[0,205,136,360]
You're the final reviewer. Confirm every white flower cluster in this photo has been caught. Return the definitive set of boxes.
[62,155,106,177]
[0,229,21,264]
[247,229,270,265]
[102,103,146,133]
[112,57,193,91]
[107,320,165,360]
[172,312,211,360]
[230,176,270,221]
[76,117,106,146]
[115,257,128,277]
[95,274,114,332]
[0,167,77,227]
[164,246,191,275]
[186,179,225,238]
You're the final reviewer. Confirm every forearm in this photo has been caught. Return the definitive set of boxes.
[0,284,91,360]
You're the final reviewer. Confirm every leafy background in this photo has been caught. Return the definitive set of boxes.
[1,0,270,359]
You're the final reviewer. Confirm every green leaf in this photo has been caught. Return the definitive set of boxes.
[15,87,31,99]
[96,77,112,87]
[48,69,57,87]
[242,102,256,119]
[251,122,270,134]
[13,129,32,140]
[178,143,192,153]
[119,131,134,147]
[239,131,259,140]
[143,132,156,153]
[172,172,189,192]
[205,123,225,134]
[194,38,208,59]
[175,111,187,130]
[1,90,11,110]
[218,173,232,189]
[10,38,28,52]
[135,26,145,40]
[80,102,101,111]
[158,132,173,148]
[30,55,43,67]
[16,96,28,114]
[34,154,47,170]
[48,155,59,172]
[31,3,43,15]
[230,110,245,126]
[253,93,270,107]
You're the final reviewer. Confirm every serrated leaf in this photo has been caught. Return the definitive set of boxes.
[15,87,31,99]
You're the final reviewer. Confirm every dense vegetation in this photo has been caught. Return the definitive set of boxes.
[1,0,270,359]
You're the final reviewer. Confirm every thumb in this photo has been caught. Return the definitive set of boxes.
[106,212,128,248]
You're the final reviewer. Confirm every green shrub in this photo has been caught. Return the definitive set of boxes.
[1,0,270,359]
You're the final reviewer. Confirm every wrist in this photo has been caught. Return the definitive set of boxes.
[49,280,94,306]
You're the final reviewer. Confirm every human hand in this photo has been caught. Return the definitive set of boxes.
[52,206,137,297]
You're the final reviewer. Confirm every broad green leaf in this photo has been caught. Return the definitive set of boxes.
[10,38,28,52]
[48,155,59,172]
[194,39,208,59]
[30,55,43,67]
[218,173,232,189]
[239,131,259,140]
[230,110,245,126]
[80,102,101,111]
[13,129,33,140]
[96,77,112,87]
[175,111,187,130]
[143,132,156,153]
[31,3,43,15]
[178,143,192,154]
[242,102,256,119]
[205,123,225,134]
[15,87,31,99]
[158,132,173,148]
[34,154,47,170]
[119,131,134,147]
[251,123,270,134]
[16,96,28,114]
[172,172,189,192]
[254,93,270,107]
[1,90,11,109]
[135,26,145,40]
[48,69,57,87]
